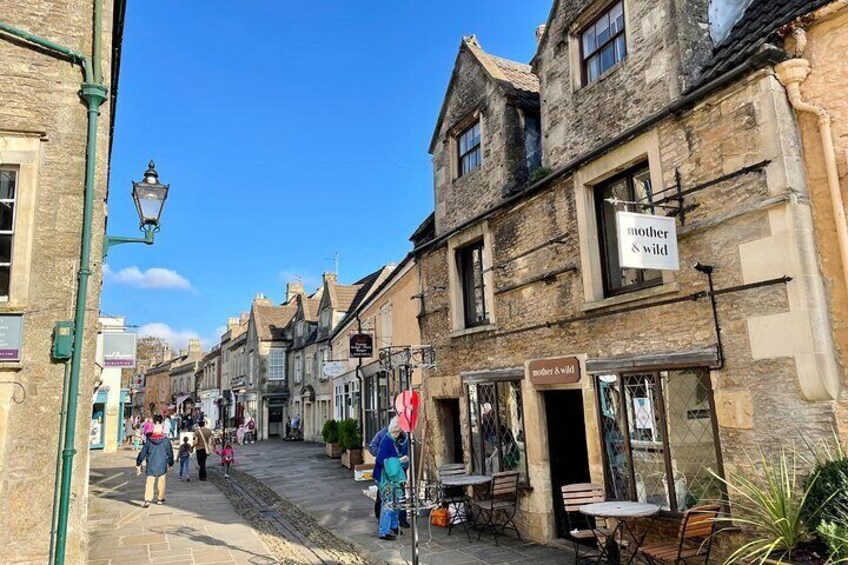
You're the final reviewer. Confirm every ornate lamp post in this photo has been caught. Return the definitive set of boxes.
[104,160,169,256]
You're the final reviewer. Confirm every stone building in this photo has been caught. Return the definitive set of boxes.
[144,359,174,416]
[169,338,203,415]
[221,313,248,425]
[328,259,422,458]
[244,293,296,439]
[416,0,848,545]
[197,345,221,428]
[286,286,324,440]
[0,3,125,558]
[91,317,132,452]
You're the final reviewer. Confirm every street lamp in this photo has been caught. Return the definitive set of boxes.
[103,160,169,256]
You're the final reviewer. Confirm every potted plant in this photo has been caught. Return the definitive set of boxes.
[339,418,363,469]
[322,419,342,459]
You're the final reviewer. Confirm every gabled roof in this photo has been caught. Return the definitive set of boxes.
[695,0,832,87]
[252,303,297,341]
[330,265,396,337]
[429,36,540,154]
[320,278,363,315]
[294,291,323,323]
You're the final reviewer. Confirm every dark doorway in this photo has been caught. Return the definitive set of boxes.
[545,390,591,539]
[436,399,463,464]
[268,405,284,437]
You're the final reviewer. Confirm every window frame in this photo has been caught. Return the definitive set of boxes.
[594,162,663,297]
[457,120,482,178]
[0,168,18,301]
[466,379,529,485]
[268,348,286,381]
[456,240,489,328]
[594,367,726,514]
[294,352,303,383]
[579,0,627,86]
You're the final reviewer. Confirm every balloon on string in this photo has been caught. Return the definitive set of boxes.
[395,390,420,433]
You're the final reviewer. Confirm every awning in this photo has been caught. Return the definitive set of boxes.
[175,394,191,406]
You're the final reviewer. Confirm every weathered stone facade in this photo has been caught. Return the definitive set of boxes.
[417,0,847,546]
[0,1,122,562]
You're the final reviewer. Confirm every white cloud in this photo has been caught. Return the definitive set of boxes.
[104,264,193,291]
[137,323,221,351]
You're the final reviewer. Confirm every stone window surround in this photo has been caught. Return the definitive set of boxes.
[574,129,677,307]
[567,0,634,92]
[0,134,41,308]
[447,222,497,336]
[449,109,486,183]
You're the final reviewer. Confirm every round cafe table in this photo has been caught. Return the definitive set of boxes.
[440,474,492,540]
[580,501,660,565]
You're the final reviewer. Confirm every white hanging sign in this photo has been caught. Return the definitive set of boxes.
[616,211,680,271]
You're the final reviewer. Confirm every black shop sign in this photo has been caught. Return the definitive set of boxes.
[349,334,373,358]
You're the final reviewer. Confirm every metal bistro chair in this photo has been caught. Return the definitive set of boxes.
[637,505,721,565]
[473,471,521,545]
[561,483,615,565]
[438,464,469,538]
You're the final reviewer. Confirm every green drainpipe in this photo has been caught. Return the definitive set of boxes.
[0,2,106,564]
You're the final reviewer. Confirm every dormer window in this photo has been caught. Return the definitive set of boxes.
[296,320,304,337]
[458,121,482,177]
[581,1,626,85]
[320,308,331,328]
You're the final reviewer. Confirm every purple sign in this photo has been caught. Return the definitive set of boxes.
[0,315,23,362]
[102,333,137,369]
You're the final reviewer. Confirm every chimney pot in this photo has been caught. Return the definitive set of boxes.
[286,281,305,303]
[323,272,337,285]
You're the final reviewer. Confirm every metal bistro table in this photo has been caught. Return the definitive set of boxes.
[440,474,491,541]
[580,501,660,565]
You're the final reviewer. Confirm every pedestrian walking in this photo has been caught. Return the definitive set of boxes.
[141,417,153,438]
[284,416,291,440]
[161,414,172,439]
[374,417,409,541]
[236,424,245,446]
[177,436,193,481]
[218,442,236,478]
[369,425,388,520]
[123,417,134,446]
[245,416,256,443]
[135,422,174,507]
[193,420,213,481]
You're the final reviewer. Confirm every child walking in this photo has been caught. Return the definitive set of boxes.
[220,442,235,478]
[178,436,193,481]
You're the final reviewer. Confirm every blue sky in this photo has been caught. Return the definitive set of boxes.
[102,1,552,349]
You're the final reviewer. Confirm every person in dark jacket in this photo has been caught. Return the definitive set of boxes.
[136,423,174,507]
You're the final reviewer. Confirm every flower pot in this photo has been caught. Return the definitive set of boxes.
[324,442,342,459]
[342,448,363,469]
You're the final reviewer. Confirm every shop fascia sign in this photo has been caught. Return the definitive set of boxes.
[0,315,23,361]
[616,211,680,271]
[526,356,581,386]
[102,332,137,368]
[323,360,348,378]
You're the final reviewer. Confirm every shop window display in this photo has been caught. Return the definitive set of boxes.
[467,381,528,484]
[597,368,723,512]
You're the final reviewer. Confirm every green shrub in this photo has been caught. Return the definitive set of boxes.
[803,458,848,531]
[818,517,848,563]
[321,419,339,444]
[710,447,827,564]
[338,418,362,451]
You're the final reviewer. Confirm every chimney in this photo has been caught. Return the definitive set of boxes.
[286,281,304,303]
[253,292,272,306]
[536,25,546,44]
[227,317,239,331]
[239,311,249,323]
[179,349,187,358]
[323,272,337,286]
[188,338,202,355]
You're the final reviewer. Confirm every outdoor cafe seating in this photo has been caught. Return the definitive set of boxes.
[471,470,521,545]
[637,505,721,565]
[561,483,615,564]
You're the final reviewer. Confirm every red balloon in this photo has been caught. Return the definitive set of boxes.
[395,390,420,433]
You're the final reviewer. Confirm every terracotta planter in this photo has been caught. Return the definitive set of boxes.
[324,442,342,459]
[342,448,363,469]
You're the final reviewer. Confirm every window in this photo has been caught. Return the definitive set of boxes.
[268,348,285,381]
[581,1,626,85]
[379,303,393,348]
[456,241,488,327]
[294,353,302,383]
[320,308,331,328]
[596,369,723,512]
[335,384,345,420]
[248,352,255,385]
[524,113,542,172]
[467,380,528,484]
[0,170,17,299]
[296,320,304,338]
[305,352,314,377]
[595,163,662,296]
[363,368,411,442]
[457,121,482,177]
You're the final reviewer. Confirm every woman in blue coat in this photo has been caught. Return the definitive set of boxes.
[374,417,409,540]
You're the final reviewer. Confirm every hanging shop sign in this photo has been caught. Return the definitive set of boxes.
[102,332,137,368]
[526,356,581,386]
[616,211,680,271]
[323,360,348,378]
[349,333,373,358]
[0,315,23,361]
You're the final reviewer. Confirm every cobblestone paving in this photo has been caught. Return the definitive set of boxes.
[211,468,374,565]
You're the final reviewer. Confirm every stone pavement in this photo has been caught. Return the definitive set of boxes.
[87,447,277,565]
[233,440,575,565]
